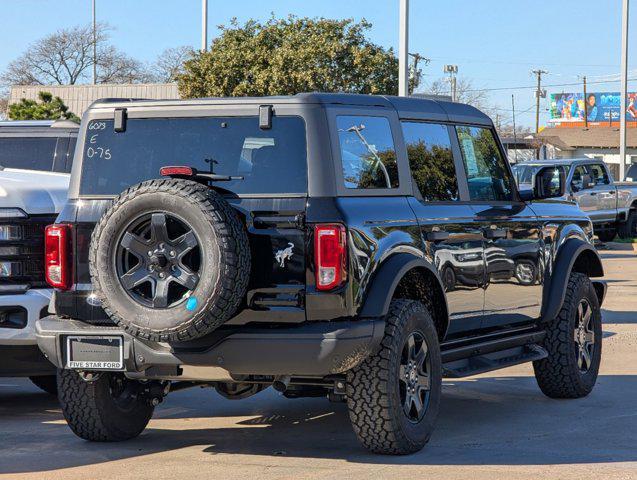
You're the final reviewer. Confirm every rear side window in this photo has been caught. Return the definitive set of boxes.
[456,126,513,201]
[0,137,58,172]
[588,163,610,185]
[401,121,458,201]
[79,116,307,196]
[337,115,399,189]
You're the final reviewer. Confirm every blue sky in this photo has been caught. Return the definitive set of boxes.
[1,0,635,128]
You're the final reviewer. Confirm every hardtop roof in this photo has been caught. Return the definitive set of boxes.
[88,92,493,126]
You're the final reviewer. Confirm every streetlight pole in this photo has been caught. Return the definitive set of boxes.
[92,0,97,84]
[444,65,458,101]
[619,0,630,180]
[201,0,208,52]
[398,0,409,96]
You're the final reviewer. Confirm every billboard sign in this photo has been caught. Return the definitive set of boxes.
[549,92,637,123]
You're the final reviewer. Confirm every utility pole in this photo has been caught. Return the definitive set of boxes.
[583,75,588,129]
[512,94,518,164]
[201,0,208,52]
[444,64,458,101]
[398,0,409,96]
[532,69,548,160]
[92,0,97,84]
[532,69,548,134]
[407,53,430,95]
[619,0,630,180]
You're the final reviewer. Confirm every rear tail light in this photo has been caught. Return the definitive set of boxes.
[314,224,347,291]
[45,224,72,290]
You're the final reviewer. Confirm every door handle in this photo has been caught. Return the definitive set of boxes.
[483,228,508,240]
[426,230,450,242]
[590,192,598,196]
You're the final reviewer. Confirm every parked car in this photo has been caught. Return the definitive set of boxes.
[512,158,637,241]
[0,120,77,394]
[37,94,605,454]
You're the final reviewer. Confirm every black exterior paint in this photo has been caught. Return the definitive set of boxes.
[42,93,605,378]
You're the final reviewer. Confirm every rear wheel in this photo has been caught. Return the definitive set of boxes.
[618,210,637,239]
[596,228,617,243]
[58,369,155,441]
[346,300,442,455]
[29,375,57,395]
[533,273,602,398]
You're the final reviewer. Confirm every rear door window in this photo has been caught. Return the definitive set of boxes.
[337,115,399,189]
[79,116,307,196]
[0,137,58,171]
[401,121,458,201]
[456,126,513,201]
[588,163,610,185]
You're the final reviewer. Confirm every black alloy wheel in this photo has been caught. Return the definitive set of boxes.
[116,212,201,309]
[574,298,595,373]
[399,332,431,422]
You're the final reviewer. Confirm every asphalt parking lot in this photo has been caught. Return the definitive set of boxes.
[2,246,637,480]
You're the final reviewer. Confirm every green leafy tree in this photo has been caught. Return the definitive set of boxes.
[8,91,79,121]
[179,16,399,98]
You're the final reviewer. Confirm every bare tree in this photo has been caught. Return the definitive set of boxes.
[425,77,490,110]
[0,96,8,120]
[1,24,150,86]
[150,46,193,83]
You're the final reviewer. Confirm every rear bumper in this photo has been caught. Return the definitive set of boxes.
[36,316,385,379]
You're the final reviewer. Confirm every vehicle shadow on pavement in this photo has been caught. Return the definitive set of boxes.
[2,373,636,474]
[602,308,637,324]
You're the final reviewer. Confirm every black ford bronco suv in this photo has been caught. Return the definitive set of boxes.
[36,93,606,454]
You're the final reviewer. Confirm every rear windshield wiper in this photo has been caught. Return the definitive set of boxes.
[159,166,243,182]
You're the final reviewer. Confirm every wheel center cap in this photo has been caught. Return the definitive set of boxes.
[150,253,168,269]
[409,368,417,384]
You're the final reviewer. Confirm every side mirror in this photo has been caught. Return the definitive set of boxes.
[519,166,566,201]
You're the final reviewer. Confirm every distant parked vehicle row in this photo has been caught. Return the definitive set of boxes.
[0,120,77,394]
[513,158,637,241]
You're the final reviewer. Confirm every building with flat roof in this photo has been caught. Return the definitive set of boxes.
[9,83,179,118]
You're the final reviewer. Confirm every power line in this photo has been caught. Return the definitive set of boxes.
[466,76,637,93]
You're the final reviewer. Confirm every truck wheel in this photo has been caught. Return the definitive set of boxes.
[596,228,616,243]
[618,210,637,239]
[90,179,251,342]
[29,375,57,395]
[58,369,154,441]
[346,299,442,455]
[533,273,602,399]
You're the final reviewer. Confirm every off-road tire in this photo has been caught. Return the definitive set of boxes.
[596,228,617,243]
[533,273,602,399]
[618,210,637,239]
[57,369,154,442]
[89,179,251,342]
[346,299,442,455]
[29,375,57,395]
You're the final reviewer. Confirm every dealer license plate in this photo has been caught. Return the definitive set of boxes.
[65,335,124,370]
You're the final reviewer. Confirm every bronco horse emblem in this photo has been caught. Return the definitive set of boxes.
[275,242,294,268]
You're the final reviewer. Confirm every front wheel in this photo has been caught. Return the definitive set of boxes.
[514,260,537,286]
[618,210,637,239]
[533,273,602,398]
[346,299,442,455]
[58,370,155,441]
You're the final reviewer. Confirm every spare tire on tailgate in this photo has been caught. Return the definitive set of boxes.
[89,178,250,342]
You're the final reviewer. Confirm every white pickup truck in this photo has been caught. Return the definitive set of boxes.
[0,120,76,393]
[513,157,637,242]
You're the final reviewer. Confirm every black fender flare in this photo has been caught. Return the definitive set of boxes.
[541,238,605,322]
[359,253,449,322]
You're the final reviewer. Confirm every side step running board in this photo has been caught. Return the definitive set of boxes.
[443,344,547,378]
